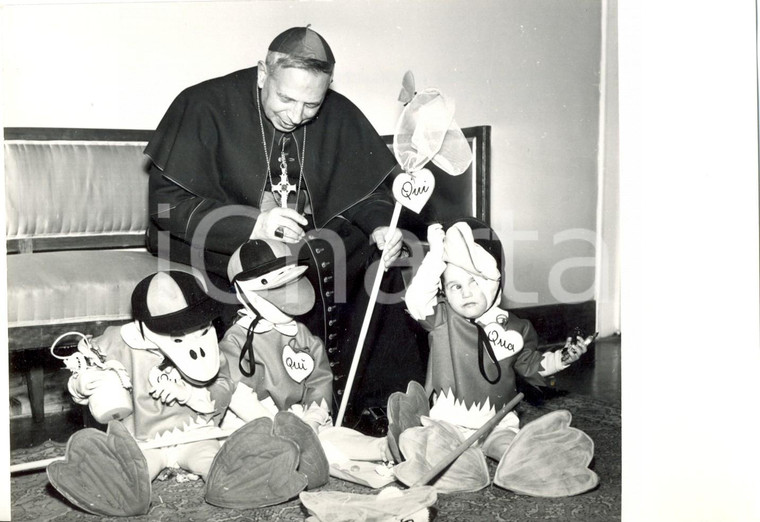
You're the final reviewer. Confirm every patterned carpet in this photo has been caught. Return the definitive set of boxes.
[10,392,621,521]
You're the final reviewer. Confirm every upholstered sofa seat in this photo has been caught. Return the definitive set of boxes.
[6,250,189,329]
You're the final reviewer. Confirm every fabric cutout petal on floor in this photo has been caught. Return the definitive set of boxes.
[494,409,598,497]
[394,417,489,493]
[204,417,308,508]
[273,411,330,489]
[47,420,151,517]
[386,380,430,463]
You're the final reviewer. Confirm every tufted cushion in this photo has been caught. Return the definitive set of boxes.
[4,140,149,241]
[6,250,199,328]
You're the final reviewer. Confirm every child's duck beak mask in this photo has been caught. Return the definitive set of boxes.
[227,239,315,322]
[132,271,223,385]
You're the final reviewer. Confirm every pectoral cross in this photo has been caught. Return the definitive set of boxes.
[275,148,297,208]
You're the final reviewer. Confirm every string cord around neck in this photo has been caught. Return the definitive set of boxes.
[473,320,502,384]
[235,281,262,378]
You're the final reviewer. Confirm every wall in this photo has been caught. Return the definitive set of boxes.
[1,0,607,309]
[596,0,619,336]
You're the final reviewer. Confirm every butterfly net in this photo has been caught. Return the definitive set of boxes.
[393,88,473,176]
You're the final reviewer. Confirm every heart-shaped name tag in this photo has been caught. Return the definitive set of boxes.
[392,168,435,214]
[282,343,315,383]
[482,325,524,361]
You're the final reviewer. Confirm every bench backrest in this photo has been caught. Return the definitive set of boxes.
[4,128,153,254]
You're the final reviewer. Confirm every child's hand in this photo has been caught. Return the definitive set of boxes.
[560,333,597,365]
[149,378,191,406]
[71,368,110,397]
[378,436,395,464]
[230,383,277,421]
[427,223,445,257]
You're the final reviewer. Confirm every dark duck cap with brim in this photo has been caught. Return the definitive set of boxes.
[131,271,221,335]
[228,239,316,317]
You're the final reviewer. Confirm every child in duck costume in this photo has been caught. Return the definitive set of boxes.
[48,270,235,516]
[219,239,393,488]
[399,219,598,496]
[219,238,333,431]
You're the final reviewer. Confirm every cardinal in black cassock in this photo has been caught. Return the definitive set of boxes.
[144,52,428,428]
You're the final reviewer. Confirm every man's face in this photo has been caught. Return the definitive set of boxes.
[258,64,331,132]
[442,264,491,319]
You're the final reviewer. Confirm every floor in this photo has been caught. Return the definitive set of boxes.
[9,334,622,451]
[550,334,621,406]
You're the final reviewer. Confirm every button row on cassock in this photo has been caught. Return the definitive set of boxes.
[308,236,345,397]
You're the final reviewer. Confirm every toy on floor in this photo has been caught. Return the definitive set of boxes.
[46,270,240,516]
[218,239,396,495]
[51,330,134,424]
[300,486,438,522]
[396,220,599,496]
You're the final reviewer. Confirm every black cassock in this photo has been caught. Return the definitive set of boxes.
[144,67,428,427]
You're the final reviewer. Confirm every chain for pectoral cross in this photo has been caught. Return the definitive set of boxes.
[274,148,298,208]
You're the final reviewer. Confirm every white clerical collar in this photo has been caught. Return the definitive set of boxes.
[236,310,298,337]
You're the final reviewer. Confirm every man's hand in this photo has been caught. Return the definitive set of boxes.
[251,207,308,243]
[427,223,445,257]
[370,226,404,269]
